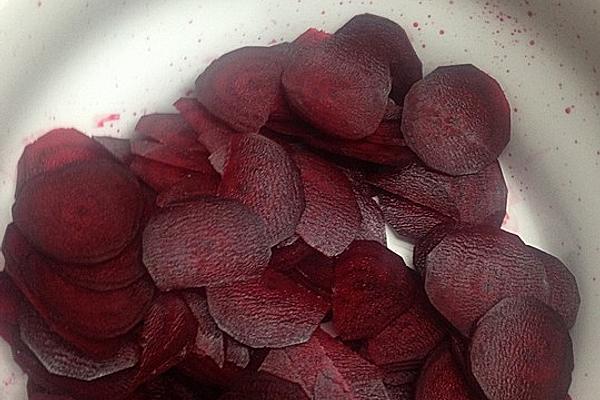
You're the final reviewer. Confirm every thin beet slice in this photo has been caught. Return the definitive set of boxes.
[19,307,139,381]
[335,14,423,104]
[225,337,251,369]
[0,272,22,325]
[333,241,418,340]
[260,329,389,400]
[206,269,329,348]
[218,134,305,245]
[364,294,447,366]
[470,297,573,400]
[195,45,286,133]
[402,65,510,175]
[282,32,391,140]
[16,129,112,195]
[174,98,241,153]
[130,156,211,193]
[269,236,318,272]
[355,191,386,245]
[134,113,201,150]
[292,151,361,256]
[412,222,458,276]
[378,192,453,242]
[365,120,406,146]
[143,198,271,289]
[288,252,335,298]
[219,373,309,400]
[93,136,133,164]
[3,224,155,341]
[131,140,213,172]
[155,174,220,207]
[14,159,143,264]
[424,226,550,336]
[528,247,580,328]
[415,343,482,400]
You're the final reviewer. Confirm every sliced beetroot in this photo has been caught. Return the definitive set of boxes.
[354,187,386,245]
[143,198,271,289]
[333,241,418,340]
[292,151,361,256]
[225,337,251,369]
[218,134,305,245]
[16,129,112,194]
[219,373,309,400]
[206,269,329,348]
[155,174,220,207]
[0,272,22,325]
[260,329,389,399]
[528,247,580,328]
[19,307,139,381]
[402,65,510,175]
[13,159,143,264]
[424,226,557,336]
[415,343,482,400]
[174,98,241,153]
[470,297,573,400]
[134,113,202,150]
[365,120,406,146]
[282,32,391,140]
[379,192,453,242]
[364,294,447,366]
[288,252,335,298]
[335,13,423,103]
[131,140,214,173]
[130,156,210,193]
[269,236,318,272]
[3,224,155,341]
[412,222,458,276]
[93,136,133,164]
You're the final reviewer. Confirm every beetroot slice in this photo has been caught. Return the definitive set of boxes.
[134,113,201,150]
[424,226,550,336]
[260,329,388,399]
[287,252,335,298]
[19,307,139,381]
[155,174,220,207]
[219,373,309,400]
[143,198,271,289]
[206,269,329,348]
[195,45,286,133]
[402,65,510,175]
[335,13,423,103]
[528,247,580,328]
[470,297,573,400]
[354,188,386,245]
[282,32,391,140]
[0,272,22,325]
[333,241,418,340]
[379,192,453,242]
[16,129,112,195]
[292,151,361,256]
[3,224,155,341]
[174,98,241,153]
[415,343,482,400]
[14,159,143,264]
[218,134,305,245]
[365,120,406,146]
[225,337,251,369]
[269,236,318,272]
[93,136,133,164]
[130,156,211,193]
[412,222,457,276]
[131,140,213,172]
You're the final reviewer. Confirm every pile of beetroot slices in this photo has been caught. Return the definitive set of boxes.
[0,13,579,400]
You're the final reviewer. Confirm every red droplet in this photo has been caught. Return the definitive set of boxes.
[439,29,445,35]
[565,107,572,114]
[96,114,121,128]
[413,22,419,28]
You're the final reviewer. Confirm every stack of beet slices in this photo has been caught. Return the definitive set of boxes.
[0,13,579,400]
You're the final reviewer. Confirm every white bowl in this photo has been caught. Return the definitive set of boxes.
[0,1,598,398]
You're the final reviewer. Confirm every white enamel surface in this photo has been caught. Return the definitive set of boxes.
[1,1,599,398]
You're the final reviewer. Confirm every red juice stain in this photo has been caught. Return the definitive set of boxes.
[96,113,121,128]
[565,107,572,114]
[413,22,419,28]
[439,29,445,35]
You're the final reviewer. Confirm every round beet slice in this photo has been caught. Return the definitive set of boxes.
[412,222,457,276]
[402,65,510,175]
[155,175,220,208]
[93,136,133,165]
[206,270,329,348]
[13,159,143,264]
[130,140,212,172]
[218,134,305,245]
[182,291,225,368]
[424,226,550,336]
[142,198,271,290]
[470,297,573,400]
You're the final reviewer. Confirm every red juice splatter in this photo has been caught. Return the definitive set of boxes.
[565,107,572,114]
[413,22,419,28]
[96,113,121,128]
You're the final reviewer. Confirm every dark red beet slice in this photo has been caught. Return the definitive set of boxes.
[288,252,335,298]
[16,129,112,195]
[470,297,573,400]
[143,198,271,289]
[218,134,305,245]
[3,224,155,341]
[335,14,423,104]
[225,337,251,369]
[19,307,139,381]
[155,174,220,207]
[135,294,197,384]
[130,156,211,193]
[219,373,309,400]
[174,98,240,153]
[333,241,418,340]
[365,120,406,146]
[93,136,133,164]
[208,143,230,175]
[353,184,386,245]
[424,226,552,336]
[528,247,580,328]
[206,269,329,348]
[402,65,510,175]
[378,192,453,242]
[282,32,391,140]
[292,151,361,256]
[131,140,213,173]
[0,272,21,325]
[412,222,457,276]
[13,159,143,264]
[260,329,388,399]
[269,236,317,272]
[415,343,482,400]
[195,45,286,133]
[134,113,201,150]
[364,294,447,366]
